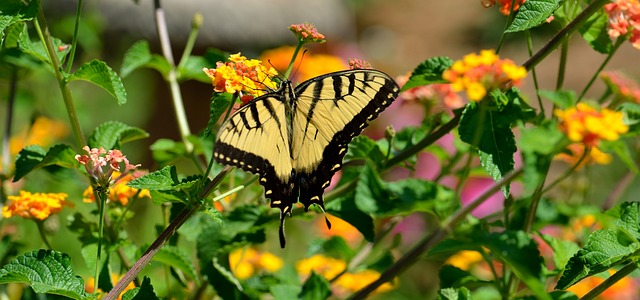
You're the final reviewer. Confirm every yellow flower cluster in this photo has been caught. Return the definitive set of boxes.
[296,254,395,295]
[445,250,484,270]
[554,103,628,147]
[203,53,278,98]
[82,171,150,206]
[9,117,68,155]
[2,191,73,220]
[442,49,527,101]
[229,248,284,280]
[555,143,613,167]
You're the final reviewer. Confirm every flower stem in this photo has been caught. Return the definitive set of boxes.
[35,220,53,250]
[153,0,193,153]
[65,0,84,73]
[93,187,108,293]
[522,0,610,71]
[348,168,523,299]
[577,37,625,102]
[177,13,202,70]
[284,42,304,79]
[34,6,85,149]
[524,30,544,116]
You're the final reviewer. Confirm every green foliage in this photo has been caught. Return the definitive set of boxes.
[68,60,127,105]
[0,250,89,299]
[121,277,160,300]
[87,121,149,149]
[299,272,331,300]
[506,0,563,33]
[13,144,78,181]
[579,10,613,54]
[401,56,453,91]
[120,40,171,78]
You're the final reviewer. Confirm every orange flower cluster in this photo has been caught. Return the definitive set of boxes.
[289,23,326,43]
[259,46,348,82]
[482,0,526,15]
[396,74,465,109]
[2,191,73,220]
[82,171,150,206]
[555,143,613,167]
[554,103,628,147]
[229,248,283,280]
[442,50,527,102]
[600,71,640,103]
[203,53,278,98]
[605,0,640,49]
[9,116,68,156]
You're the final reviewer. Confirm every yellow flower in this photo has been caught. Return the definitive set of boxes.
[555,143,612,168]
[334,270,395,295]
[82,171,150,205]
[555,103,628,147]
[203,53,278,98]
[86,273,135,299]
[296,254,346,280]
[443,49,526,102]
[9,117,68,155]
[229,248,283,280]
[2,191,72,220]
[445,250,484,270]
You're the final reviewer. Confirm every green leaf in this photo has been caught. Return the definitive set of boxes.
[354,163,387,214]
[538,89,576,109]
[88,121,149,149]
[519,121,564,155]
[308,236,354,261]
[16,25,70,67]
[152,245,200,285]
[0,250,88,299]
[150,139,187,165]
[345,135,386,168]
[212,257,243,291]
[401,56,454,91]
[298,271,331,300]
[578,10,612,54]
[383,178,458,218]
[128,165,179,190]
[600,140,640,174]
[505,0,562,33]
[539,234,580,272]
[204,92,234,138]
[13,144,78,181]
[122,277,159,300]
[120,40,170,78]
[437,287,472,300]
[271,284,302,300]
[439,265,486,289]
[0,0,38,43]
[177,48,228,82]
[458,101,516,197]
[69,60,127,105]
[326,193,375,242]
[476,231,549,300]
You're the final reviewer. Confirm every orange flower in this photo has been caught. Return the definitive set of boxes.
[82,171,150,206]
[203,53,278,98]
[229,248,284,280]
[554,103,628,147]
[600,71,640,103]
[2,191,73,220]
[567,269,637,299]
[442,49,526,102]
[260,47,348,82]
[85,273,135,299]
[605,0,640,49]
[334,270,395,295]
[9,116,68,155]
[482,0,526,15]
[318,215,361,243]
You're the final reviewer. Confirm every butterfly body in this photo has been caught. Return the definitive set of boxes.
[213,69,400,247]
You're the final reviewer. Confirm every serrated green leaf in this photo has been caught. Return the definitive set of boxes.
[401,57,453,91]
[69,60,127,105]
[152,245,200,285]
[16,26,70,67]
[354,163,387,214]
[122,277,159,300]
[437,286,472,300]
[578,10,612,54]
[298,271,331,300]
[505,0,563,33]
[87,121,149,150]
[3,21,25,48]
[128,165,178,190]
[345,135,386,168]
[13,144,78,181]
[120,40,170,78]
[556,203,640,290]
[383,178,458,218]
[204,92,234,138]
[0,250,88,299]
[540,234,580,272]
[0,0,38,43]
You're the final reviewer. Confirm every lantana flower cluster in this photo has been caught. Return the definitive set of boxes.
[600,71,640,103]
[289,23,326,43]
[442,49,527,102]
[482,0,526,15]
[75,146,141,188]
[554,103,628,147]
[203,53,278,99]
[396,74,465,110]
[229,248,284,280]
[2,191,73,220]
[605,0,640,49]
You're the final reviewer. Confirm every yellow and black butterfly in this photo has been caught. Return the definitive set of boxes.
[213,69,400,247]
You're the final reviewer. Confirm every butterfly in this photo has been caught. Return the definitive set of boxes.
[213,69,400,247]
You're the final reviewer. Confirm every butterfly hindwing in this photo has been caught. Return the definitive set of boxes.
[213,95,296,222]
[291,69,400,212]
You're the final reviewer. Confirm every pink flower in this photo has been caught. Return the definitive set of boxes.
[348,59,372,70]
[75,146,141,186]
[289,23,326,44]
[605,0,640,49]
